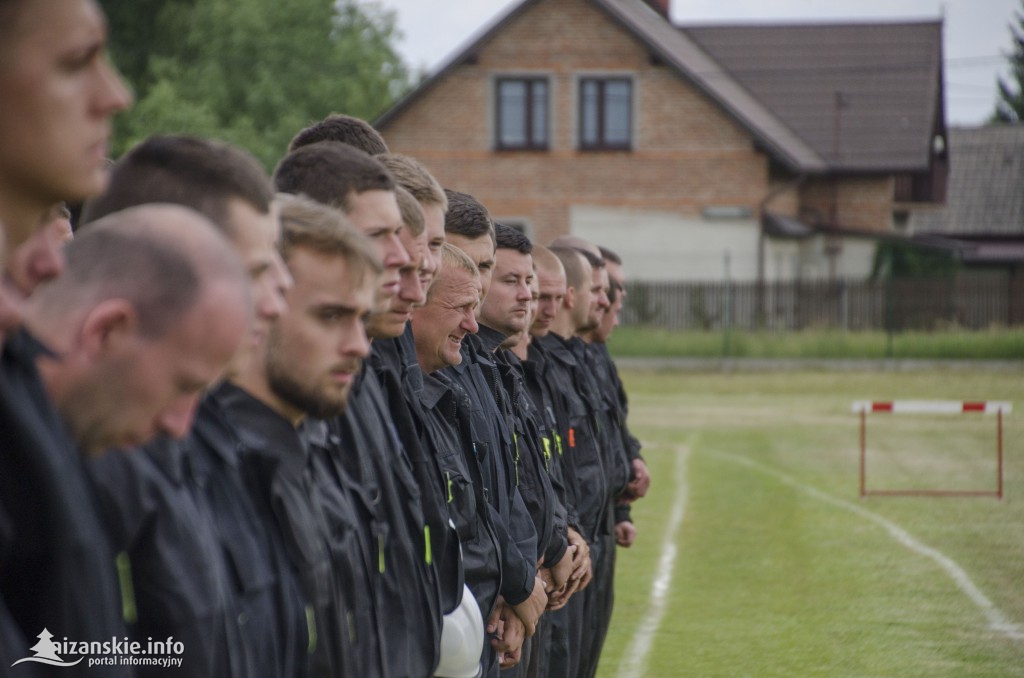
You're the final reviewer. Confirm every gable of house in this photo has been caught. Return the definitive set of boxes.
[377,0,776,246]
[373,0,945,280]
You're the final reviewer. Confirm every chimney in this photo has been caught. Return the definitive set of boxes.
[643,0,670,19]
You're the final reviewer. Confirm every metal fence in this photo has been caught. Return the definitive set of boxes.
[622,271,1024,331]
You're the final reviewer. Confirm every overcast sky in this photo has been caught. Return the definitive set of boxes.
[379,0,1019,126]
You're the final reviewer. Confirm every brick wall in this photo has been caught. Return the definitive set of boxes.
[799,176,894,233]
[379,0,772,244]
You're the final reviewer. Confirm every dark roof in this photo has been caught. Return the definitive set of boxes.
[911,125,1024,236]
[681,20,943,172]
[375,0,942,175]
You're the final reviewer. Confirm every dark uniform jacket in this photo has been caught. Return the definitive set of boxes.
[478,326,568,570]
[579,342,633,511]
[587,343,643,525]
[444,334,537,606]
[523,341,579,533]
[369,329,463,619]
[306,360,441,678]
[0,329,130,677]
[211,382,353,677]
[90,436,266,678]
[415,371,502,621]
[534,333,608,543]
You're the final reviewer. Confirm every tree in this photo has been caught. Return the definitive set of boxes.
[107,0,411,169]
[870,241,959,280]
[993,0,1024,123]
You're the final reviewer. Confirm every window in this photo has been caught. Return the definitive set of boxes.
[496,78,549,150]
[579,78,632,150]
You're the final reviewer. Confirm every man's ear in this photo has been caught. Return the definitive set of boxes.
[563,286,576,311]
[79,299,139,357]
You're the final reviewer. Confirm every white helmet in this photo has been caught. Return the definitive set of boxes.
[434,585,484,678]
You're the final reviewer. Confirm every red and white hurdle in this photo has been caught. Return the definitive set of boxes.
[852,401,1012,415]
[853,400,1011,499]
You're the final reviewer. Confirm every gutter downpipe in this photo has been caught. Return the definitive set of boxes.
[757,172,807,328]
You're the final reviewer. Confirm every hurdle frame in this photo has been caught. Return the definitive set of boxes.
[852,400,1012,499]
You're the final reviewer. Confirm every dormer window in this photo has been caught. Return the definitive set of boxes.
[495,77,549,151]
[579,77,632,150]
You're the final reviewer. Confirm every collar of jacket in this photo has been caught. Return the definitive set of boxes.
[475,324,508,354]
[419,370,455,411]
[209,381,308,481]
[536,332,579,368]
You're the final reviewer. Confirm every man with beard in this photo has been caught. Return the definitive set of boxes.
[224,196,381,676]
[276,140,450,676]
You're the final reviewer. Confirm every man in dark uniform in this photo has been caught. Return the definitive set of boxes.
[552,241,630,678]
[276,140,457,676]
[368,156,469,675]
[477,226,579,678]
[411,244,505,678]
[441,192,548,672]
[82,135,306,678]
[529,245,609,678]
[228,197,382,676]
[0,0,130,667]
[4,205,248,674]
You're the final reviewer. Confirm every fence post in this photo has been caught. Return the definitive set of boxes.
[839,280,849,332]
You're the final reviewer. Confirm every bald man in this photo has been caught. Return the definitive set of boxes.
[1,204,247,674]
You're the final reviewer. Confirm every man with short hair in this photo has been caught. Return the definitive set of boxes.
[27,205,250,453]
[441,193,547,674]
[277,139,459,675]
[0,0,132,665]
[0,205,247,676]
[225,196,382,676]
[0,0,132,252]
[362,164,466,676]
[410,244,502,678]
[529,245,607,678]
[562,243,635,678]
[377,153,448,280]
[289,112,390,156]
[83,135,301,678]
[274,140,408,312]
[477,226,578,677]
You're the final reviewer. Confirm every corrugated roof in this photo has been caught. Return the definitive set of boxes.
[681,20,943,172]
[594,0,828,172]
[912,125,1024,235]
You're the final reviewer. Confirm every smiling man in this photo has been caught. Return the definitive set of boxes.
[410,244,500,678]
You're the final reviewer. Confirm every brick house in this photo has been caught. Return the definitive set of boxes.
[375,0,947,282]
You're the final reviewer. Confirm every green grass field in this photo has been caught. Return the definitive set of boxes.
[596,368,1024,678]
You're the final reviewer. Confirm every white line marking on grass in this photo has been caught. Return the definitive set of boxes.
[618,445,691,678]
[713,450,1024,642]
